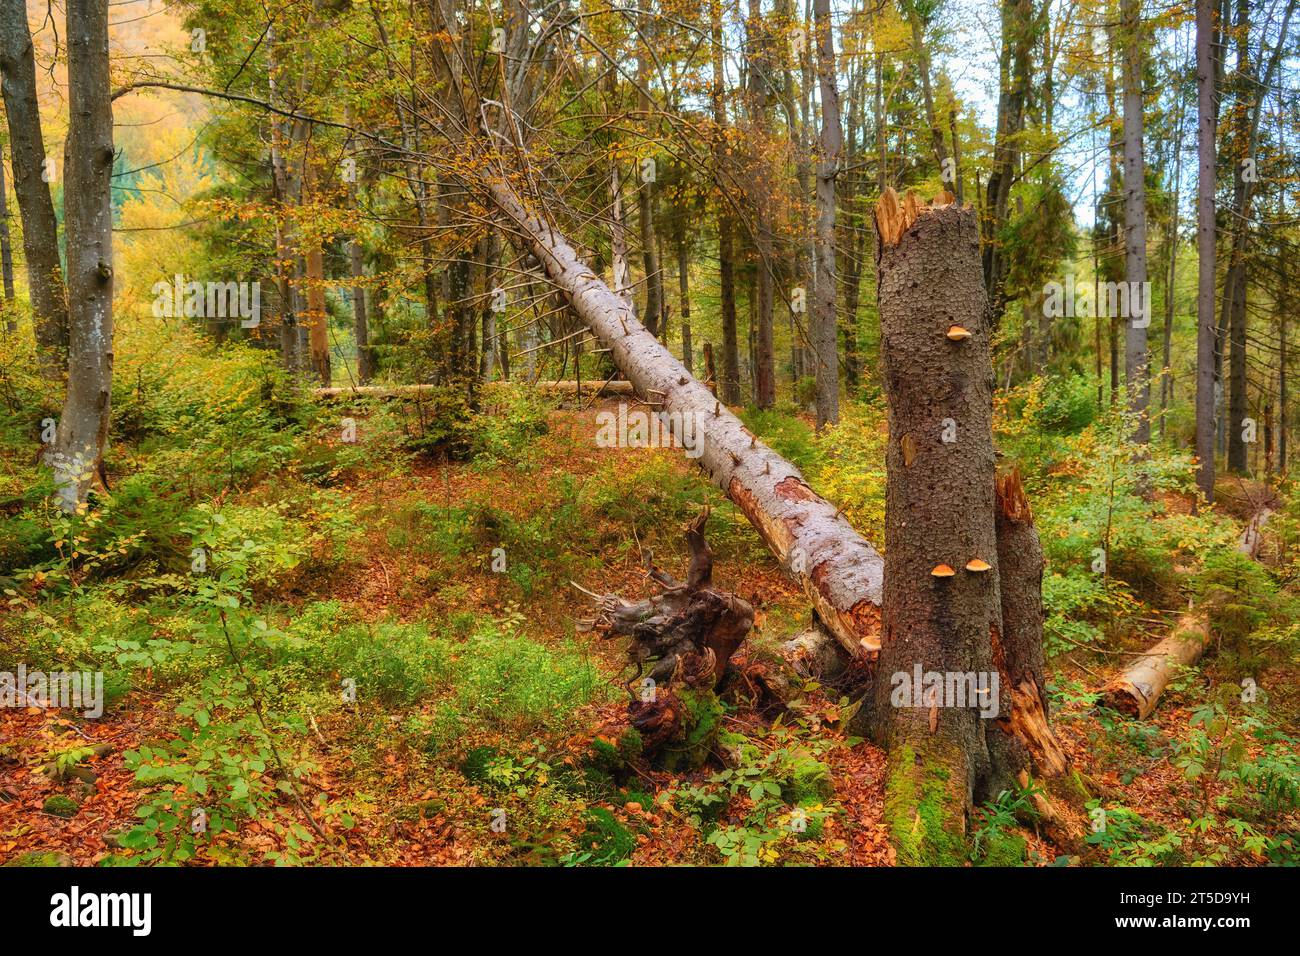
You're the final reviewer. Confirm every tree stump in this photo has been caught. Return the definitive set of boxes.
[862,190,1071,864]
[582,508,754,771]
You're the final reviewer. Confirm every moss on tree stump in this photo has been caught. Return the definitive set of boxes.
[655,686,723,773]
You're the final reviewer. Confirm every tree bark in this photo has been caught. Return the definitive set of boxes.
[0,0,69,376]
[812,0,841,429]
[991,468,1069,779]
[344,107,373,384]
[1194,0,1218,502]
[313,380,635,401]
[636,28,664,338]
[745,0,776,409]
[1100,614,1211,719]
[866,191,1058,864]
[480,230,499,381]
[350,238,372,383]
[709,0,741,405]
[268,26,303,373]
[51,0,114,511]
[0,153,15,333]
[305,244,330,385]
[1121,0,1150,444]
[676,227,693,374]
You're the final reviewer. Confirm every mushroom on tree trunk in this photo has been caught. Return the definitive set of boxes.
[861,190,1070,864]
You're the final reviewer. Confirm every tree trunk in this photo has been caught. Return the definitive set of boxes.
[710,0,741,405]
[676,229,693,374]
[636,32,663,339]
[268,26,303,373]
[812,0,841,429]
[992,469,1069,779]
[904,2,949,175]
[314,380,635,401]
[981,0,1037,324]
[51,0,114,512]
[1194,0,1218,502]
[1281,306,1288,471]
[1121,0,1150,445]
[306,244,330,385]
[350,239,372,383]
[480,230,499,381]
[485,176,884,659]
[0,0,69,376]
[0,154,15,333]
[746,0,775,409]
[1220,0,1296,473]
[866,191,1058,864]
[610,161,635,315]
[1160,72,1186,437]
[344,107,373,384]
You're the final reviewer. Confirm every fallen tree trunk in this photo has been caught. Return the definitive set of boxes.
[1237,507,1273,560]
[1099,505,1271,719]
[484,175,884,657]
[1098,613,1211,719]
[312,380,636,400]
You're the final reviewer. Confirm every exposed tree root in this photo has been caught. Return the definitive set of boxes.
[578,508,754,770]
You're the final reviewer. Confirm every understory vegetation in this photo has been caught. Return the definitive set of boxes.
[3,341,1296,867]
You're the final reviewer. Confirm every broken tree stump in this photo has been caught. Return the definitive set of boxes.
[579,508,753,771]
[990,468,1070,782]
[862,189,1067,865]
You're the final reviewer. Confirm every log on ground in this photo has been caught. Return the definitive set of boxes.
[1098,613,1211,719]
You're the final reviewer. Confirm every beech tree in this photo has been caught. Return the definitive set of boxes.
[0,0,68,379]
[50,0,114,510]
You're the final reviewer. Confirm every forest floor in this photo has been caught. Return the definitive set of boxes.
[2,390,1297,867]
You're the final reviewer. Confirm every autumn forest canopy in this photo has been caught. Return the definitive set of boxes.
[0,0,1298,903]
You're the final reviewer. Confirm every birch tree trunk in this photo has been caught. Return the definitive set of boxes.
[484,175,884,660]
[51,0,114,511]
[0,0,69,377]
